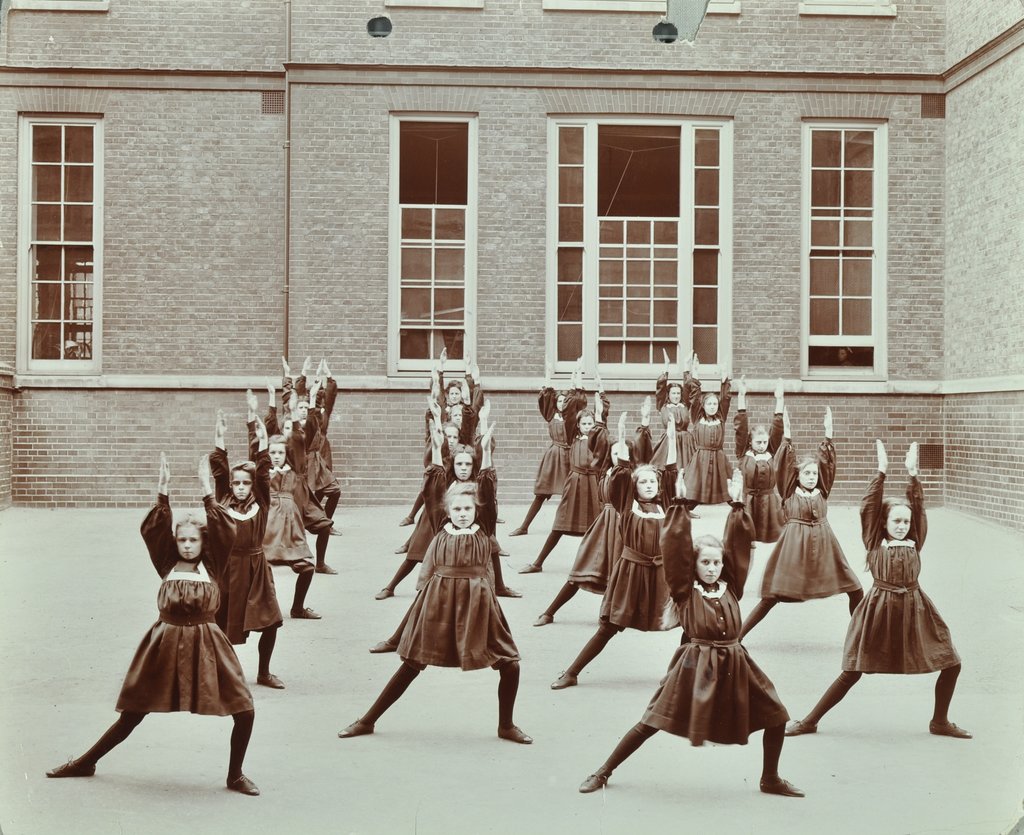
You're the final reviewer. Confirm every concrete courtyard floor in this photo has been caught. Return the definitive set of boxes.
[1,500,1023,835]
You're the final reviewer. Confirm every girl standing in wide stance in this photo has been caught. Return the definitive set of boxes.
[46,453,260,796]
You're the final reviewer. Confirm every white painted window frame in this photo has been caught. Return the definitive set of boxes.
[17,115,104,375]
[9,0,110,11]
[542,0,740,14]
[798,0,896,17]
[385,0,483,8]
[546,116,733,381]
[387,113,478,376]
[800,120,888,380]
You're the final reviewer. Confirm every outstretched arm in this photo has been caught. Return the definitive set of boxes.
[210,410,230,502]
[661,470,696,605]
[722,471,754,598]
[905,442,927,548]
[141,452,178,578]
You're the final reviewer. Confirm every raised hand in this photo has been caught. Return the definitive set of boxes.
[245,388,259,417]
[322,359,332,379]
[198,453,213,497]
[214,409,227,448]
[782,407,791,440]
[691,354,700,382]
[594,372,604,393]
[684,349,693,373]
[281,356,291,378]
[736,375,747,398]
[439,346,448,368]
[640,395,652,425]
[266,380,276,405]
[674,467,686,500]
[662,347,671,370]
[481,419,497,450]
[157,451,171,496]
[905,441,919,478]
[254,415,269,450]
[727,468,744,503]
[594,390,605,422]
[478,398,492,428]
[876,439,888,474]
[774,378,784,401]
[301,355,313,378]
[287,391,299,421]
[617,411,628,443]
[824,406,834,440]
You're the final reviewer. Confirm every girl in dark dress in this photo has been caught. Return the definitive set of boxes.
[577,471,803,798]
[46,453,260,796]
[733,377,785,545]
[785,441,970,740]
[681,358,732,508]
[338,420,531,745]
[649,349,699,472]
[210,404,286,689]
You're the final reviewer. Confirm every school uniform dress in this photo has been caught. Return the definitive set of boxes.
[531,387,583,496]
[402,464,450,563]
[397,470,519,671]
[641,504,789,746]
[842,474,960,674]
[758,438,861,601]
[733,409,784,543]
[552,412,609,535]
[598,462,678,632]
[263,464,314,566]
[565,421,620,592]
[682,379,732,505]
[211,445,283,644]
[117,496,254,716]
[650,371,699,470]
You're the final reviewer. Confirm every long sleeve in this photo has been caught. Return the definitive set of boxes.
[721,502,754,600]
[733,409,749,460]
[775,439,797,500]
[606,464,635,515]
[415,537,440,591]
[588,423,610,470]
[660,502,696,604]
[538,387,558,422]
[322,378,339,426]
[659,464,678,504]
[264,405,282,438]
[768,411,784,455]
[634,424,654,465]
[562,389,587,441]
[253,447,272,511]
[860,471,887,551]
[718,378,732,421]
[210,446,230,503]
[475,467,498,530]
[654,371,670,412]
[201,495,238,582]
[422,464,449,536]
[908,476,927,550]
[287,422,309,474]
[141,495,178,578]
[247,419,258,461]
[817,439,837,498]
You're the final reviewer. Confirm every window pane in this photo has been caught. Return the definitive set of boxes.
[810,259,839,296]
[558,283,583,321]
[811,170,840,207]
[842,298,872,335]
[33,205,61,241]
[653,300,676,326]
[598,125,680,217]
[842,259,871,296]
[402,208,432,239]
[64,165,93,203]
[808,345,874,368]
[653,260,676,285]
[626,259,648,285]
[435,288,464,322]
[435,209,465,241]
[693,287,717,325]
[558,323,583,361]
[434,248,464,282]
[33,125,62,163]
[559,206,583,242]
[811,220,839,247]
[844,171,872,207]
[693,327,717,364]
[599,300,624,326]
[599,342,622,363]
[63,324,92,359]
[33,165,61,202]
[435,330,464,360]
[401,288,431,322]
[31,322,62,359]
[559,247,583,281]
[64,283,93,320]
[693,249,718,285]
[811,130,841,167]
[400,328,430,360]
[64,205,93,241]
[401,247,432,280]
[34,245,62,281]
[694,129,719,166]
[559,167,583,204]
[844,131,873,168]
[600,221,623,243]
[559,127,583,165]
[653,221,677,245]
[657,342,678,363]
[626,300,648,325]
[626,221,651,244]
[65,126,93,163]
[399,122,468,205]
[694,169,719,206]
[625,342,650,364]
[810,298,839,335]
[843,220,872,247]
[33,281,61,320]
[694,209,718,245]
[599,259,622,287]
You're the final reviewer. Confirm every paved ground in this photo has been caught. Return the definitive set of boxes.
[1,500,1023,835]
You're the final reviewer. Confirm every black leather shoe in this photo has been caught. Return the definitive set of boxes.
[579,773,608,793]
[338,720,375,738]
[46,759,96,778]
[929,720,972,739]
[760,777,805,797]
[226,774,260,796]
[498,725,533,744]
[291,607,322,619]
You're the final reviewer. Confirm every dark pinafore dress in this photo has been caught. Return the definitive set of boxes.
[733,409,784,543]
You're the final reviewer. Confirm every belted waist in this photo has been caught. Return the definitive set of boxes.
[159,611,216,627]
[232,546,265,558]
[571,465,597,475]
[788,518,821,527]
[873,579,919,594]
[433,564,488,579]
[690,637,739,647]
[748,487,773,496]
[553,441,571,450]
[619,546,662,567]
[693,445,719,451]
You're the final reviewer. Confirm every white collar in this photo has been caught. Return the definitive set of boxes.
[795,486,820,498]
[269,464,292,475]
[698,417,721,426]
[444,522,480,536]
[882,538,916,549]
[225,504,260,521]
[553,413,563,422]
[745,450,772,461]
[694,580,728,599]
[631,500,665,519]
[166,563,211,584]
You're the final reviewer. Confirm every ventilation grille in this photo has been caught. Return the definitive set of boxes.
[919,443,944,470]
[920,94,945,119]
[261,90,285,115]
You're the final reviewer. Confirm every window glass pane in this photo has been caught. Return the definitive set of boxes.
[653,221,677,245]
[559,127,583,165]
[599,259,622,287]
[626,260,649,284]
[808,345,874,368]
[810,259,839,296]
[626,221,651,244]
[842,259,871,296]
[33,281,61,321]
[63,325,92,359]
[33,165,61,202]
[843,220,872,247]
[435,209,465,241]
[558,323,583,361]
[434,248,464,281]
[693,249,718,285]
[64,283,93,321]
[435,330,464,360]
[558,284,583,321]
[435,288,464,322]
[401,208,432,239]
[810,298,839,335]
[401,288,431,322]
[559,206,583,242]
[31,322,62,359]
[625,342,650,364]
[64,205,93,241]
[65,126,93,163]
[598,342,621,363]
[811,220,839,247]
[811,170,840,207]
[400,328,430,359]
[33,125,62,163]
[34,245,62,281]
[844,131,873,168]
[811,130,841,167]
[600,220,623,243]
[559,167,583,204]
[401,247,432,279]
[653,260,676,285]
[693,287,717,325]
[598,125,680,217]
[653,300,676,326]
[844,171,872,207]
[33,205,61,241]
[626,300,648,325]
[842,298,872,335]
[559,247,584,282]
[694,209,718,245]
[694,130,719,166]
[693,327,717,364]
[399,122,468,205]
[694,169,719,206]
[64,165,93,203]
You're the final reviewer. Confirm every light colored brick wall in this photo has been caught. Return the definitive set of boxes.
[944,391,1024,530]
[1,0,284,71]
[944,49,1024,379]
[0,368,13,509]
[291,1,945,75]
[945,0,1024,67]
[0,92,17,370]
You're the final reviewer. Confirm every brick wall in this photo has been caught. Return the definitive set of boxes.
[945,0,1024,67]
[0,367,13,509]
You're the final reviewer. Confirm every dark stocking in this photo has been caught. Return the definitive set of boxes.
[847,588,864,614]
[361,662,422,725]
[384,559,417,594]
[566,621,619,677]
[761,723,785,781]
[533,531,563,569]
[514,495,549,533]
[803,670,862,726]
[79,711,147,766]
[292,564,314,612]
[490,551,508,591]
[315,484,341,568]
[257,627,278,678]
[932,664,962,724]
[543,582,579,618]
[407,491,424,521]
[739,598,777,640]
[228,709,255,781]
[497,661,520,729]
[595,722,658,778]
